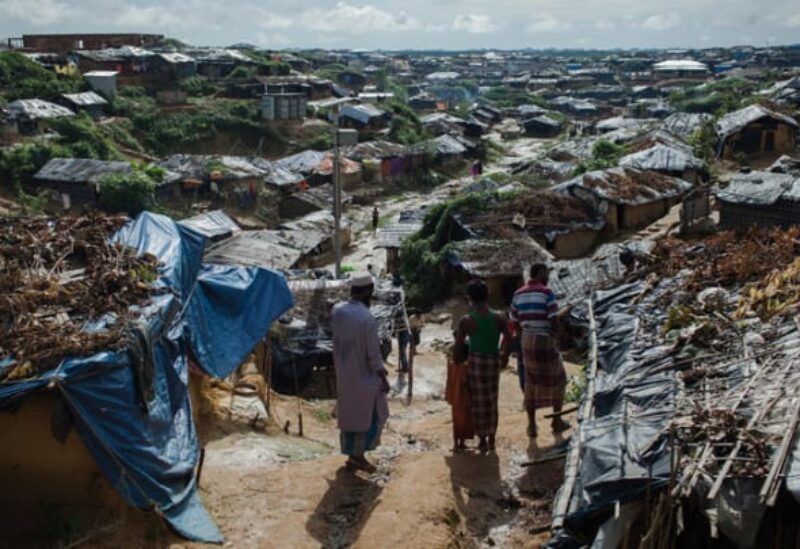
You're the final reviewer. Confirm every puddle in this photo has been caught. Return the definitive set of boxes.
[204,431,333,470]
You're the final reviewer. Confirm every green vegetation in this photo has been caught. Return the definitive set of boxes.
[0,52,81,102]
[374,68,408,102]
[113,96,283,155]
[688,119,717,170]
[179,76,219,97]
[243,51,291,76]
[565,368,586,403]
[482,87,545,108]
[98,170,157,216]
[387,100,430,145]
[668,78,755,115]
[572,139,626,175]
[316,63,351,82]
[400,193,490,306]
[0,114,123,192]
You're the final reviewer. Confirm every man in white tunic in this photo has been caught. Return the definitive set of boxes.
[332,273,390,473]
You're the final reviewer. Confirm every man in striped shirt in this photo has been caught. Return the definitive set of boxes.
[510,264,569,438]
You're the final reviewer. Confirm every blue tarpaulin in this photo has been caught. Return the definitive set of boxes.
[0,212,294,543]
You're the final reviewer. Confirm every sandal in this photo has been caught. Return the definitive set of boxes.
[346,457,377,474]
[552,418,570,434]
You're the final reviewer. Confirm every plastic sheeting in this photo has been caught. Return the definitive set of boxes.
[0,211,294,543]
[552,282,676,547]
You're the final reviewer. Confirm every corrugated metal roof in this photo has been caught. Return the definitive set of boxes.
[34,157,131,184]
[62,91,108,107]
[715,171,800,206]
[716,104,798,139]
[6,99,74,120]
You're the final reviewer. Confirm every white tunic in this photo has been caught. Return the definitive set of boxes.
[332,300,390,432]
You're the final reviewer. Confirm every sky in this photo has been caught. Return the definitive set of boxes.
[1,0,799,51]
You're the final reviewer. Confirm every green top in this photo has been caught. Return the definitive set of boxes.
[468,309,501,354]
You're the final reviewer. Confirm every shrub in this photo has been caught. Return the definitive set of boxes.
[0,52,81,101]
[98,172,156,216]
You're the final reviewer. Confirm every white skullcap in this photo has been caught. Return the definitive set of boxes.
[350,272,374,288]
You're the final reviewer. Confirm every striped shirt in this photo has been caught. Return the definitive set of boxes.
[510,281,558,336]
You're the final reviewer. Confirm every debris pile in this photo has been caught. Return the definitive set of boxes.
[0,213,161,379]
[652,226,800,291]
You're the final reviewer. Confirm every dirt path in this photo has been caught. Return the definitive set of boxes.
[183,330,577,549]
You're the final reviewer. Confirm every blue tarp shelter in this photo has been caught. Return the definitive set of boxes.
[0,212,294,543]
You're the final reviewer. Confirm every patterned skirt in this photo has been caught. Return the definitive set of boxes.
[340,407,383,456]
[522,332,567,409]
[446,358,475,440]
[467,352,501,437]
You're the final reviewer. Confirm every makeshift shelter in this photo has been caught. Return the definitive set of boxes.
[61,91,108,118]
[551,229,800,549]
[375,210,424,274]
[555,168,693,231]
[715,171,800,229]
[278,184,352,220]
[0,108,19,144]
[5,99,74,134]
[33,157,133,207]
[337,103,390,131]
[716,105,798,160]
[0,212,293,544]
[269,278,404,395]
[656,112,709,139]
[522,115,563,138]
[445,238,554,308]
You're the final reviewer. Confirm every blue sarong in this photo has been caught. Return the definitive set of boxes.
[340,406,383,456]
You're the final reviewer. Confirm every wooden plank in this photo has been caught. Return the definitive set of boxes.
[552,298,598,529]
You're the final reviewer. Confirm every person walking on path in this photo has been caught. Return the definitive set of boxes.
[510,264,569,439]
[332,273,391,473]
[371,206,380,236]
[455,279,511,452]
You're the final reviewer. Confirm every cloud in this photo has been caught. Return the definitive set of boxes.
[115,5,182,27]
[594,20,617,30]
[300,2,423,33]
[0,0,71,25]
[526,14,571,33]
[641,13,680,31]
[453,14,498,34]
[260,14,294,30]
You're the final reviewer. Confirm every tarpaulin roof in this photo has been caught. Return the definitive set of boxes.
[0,212,293,543]
[340,140,407,160]
[179,210,241,242]
[275,150,328,175]
[619,144,704,173]
[34,157,132,183]
[340,103,387,125]
[6,99,74,120]
[62,91,108,107]
[714,171,800,206]
[204,230,303,271]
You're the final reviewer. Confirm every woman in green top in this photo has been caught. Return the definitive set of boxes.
[455,279,511,452]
